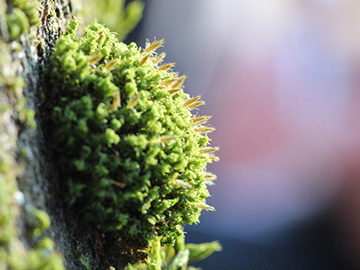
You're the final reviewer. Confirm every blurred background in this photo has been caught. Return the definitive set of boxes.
[85,1,360,269]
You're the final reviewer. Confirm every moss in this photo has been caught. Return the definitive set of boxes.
[76,247,92,270]
[126,235,222,270]
[1,0,220,267]
[2,0,39,41]
[46,19,218,247]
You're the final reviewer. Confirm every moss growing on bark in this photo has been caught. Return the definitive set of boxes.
[46,19,218,246]
[0,1,64,269]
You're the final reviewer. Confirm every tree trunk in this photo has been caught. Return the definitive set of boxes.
[1,0,131,269]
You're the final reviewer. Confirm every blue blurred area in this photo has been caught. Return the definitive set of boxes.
[185,215,353,270]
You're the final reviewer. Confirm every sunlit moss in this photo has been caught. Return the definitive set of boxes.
[47,19,218,246]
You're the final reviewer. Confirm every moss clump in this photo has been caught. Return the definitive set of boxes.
[47,19,218,245]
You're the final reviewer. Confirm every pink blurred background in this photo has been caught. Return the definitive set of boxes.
[129,1,360,268]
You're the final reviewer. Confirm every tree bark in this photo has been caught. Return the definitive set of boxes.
[1,0,133,269]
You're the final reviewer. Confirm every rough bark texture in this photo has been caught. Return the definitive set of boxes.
[2,0,132,269]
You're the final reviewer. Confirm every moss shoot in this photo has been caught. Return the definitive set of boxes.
[46,19,218,246]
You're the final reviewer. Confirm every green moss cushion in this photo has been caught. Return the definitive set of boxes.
[47,19,218,245]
